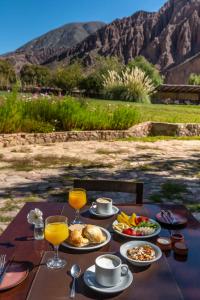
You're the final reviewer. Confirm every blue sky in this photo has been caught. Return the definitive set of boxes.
[0,0,166,54]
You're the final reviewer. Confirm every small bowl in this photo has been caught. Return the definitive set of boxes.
[171,233,184,246]
[120,241,162,267]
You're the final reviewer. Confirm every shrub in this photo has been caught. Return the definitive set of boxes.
[0,60,16,89]
[79,74,103,95]
[52,62,83,92]
[110,106,141,129]
[103,67,155,103]
[127,56,163,87]
[20,64,51,87]
[21,119,55,133]
[0,92,141,133]
[188,73,200,85]
[79,56,123,94]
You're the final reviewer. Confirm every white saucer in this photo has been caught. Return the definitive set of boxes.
[89,205,119,218]
[83,264,133,294]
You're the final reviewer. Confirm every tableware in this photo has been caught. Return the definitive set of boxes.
[70,264,81,299]
[45,215,69,269]
[0,262,29,291]
[161,210,177,224]
[69,188,87,224]
[156,237,172,251]
[174,242,188,256]
[156,211,187,226]
[171,232,184,246]
[113,218,161,239]
[0,255,6,283]
[62,227,111,251]
[120,240,162,267]
[89,205,119,218]
[84,264,133,294]
[91,198,112,215]
[95,254,128,287]
[34,220,44,240]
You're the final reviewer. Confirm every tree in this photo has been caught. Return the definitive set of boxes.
[79,55,123,94]
[0,59,16,89]
[188,73,200,85]
[20,64,51,87]
[127,56,163,87]
[52,62,83,92]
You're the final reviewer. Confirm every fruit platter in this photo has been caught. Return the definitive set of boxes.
[113,212,161,239]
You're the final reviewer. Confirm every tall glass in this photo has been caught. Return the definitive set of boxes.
[69,188,87,224]
[45,216,69,269]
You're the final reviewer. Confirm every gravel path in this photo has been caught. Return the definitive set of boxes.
[0,140,200,232]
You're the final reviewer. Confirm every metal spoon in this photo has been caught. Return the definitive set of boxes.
[70,264,81,298]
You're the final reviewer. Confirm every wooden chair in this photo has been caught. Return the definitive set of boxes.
[73,179,143,204]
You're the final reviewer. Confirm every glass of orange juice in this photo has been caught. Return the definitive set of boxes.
[45,215,69,269]
[69,188,87,224]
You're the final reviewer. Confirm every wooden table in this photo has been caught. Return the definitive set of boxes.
[0,202,199,300]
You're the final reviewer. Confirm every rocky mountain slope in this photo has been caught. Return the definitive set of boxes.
[2,0,200,83]
[2,22,105,72]
[45,0,200,83]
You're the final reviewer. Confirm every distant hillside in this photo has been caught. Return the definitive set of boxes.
[2,0,200,83]
[2,22,105,72]
[44,0,200,83]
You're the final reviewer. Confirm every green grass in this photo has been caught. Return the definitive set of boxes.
[186,204,200,212]
[0,93,140,133]
[149,181,188,203]
[96,148,127,155]
[1,92,200,134]
[88,98,200,123]
[0,201,20,212]
[0,215,13,222]
[1,155,113,171]
[118,136,200,142]
[161,181,187,199]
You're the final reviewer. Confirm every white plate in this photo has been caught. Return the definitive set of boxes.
[84,264,133,294]
[62,227,111,251]
[89,205,119,218]
[120,240,162,266]
[112,218,161,239]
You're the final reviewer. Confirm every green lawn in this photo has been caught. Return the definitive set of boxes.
[87,98,200,124]
[0,91,200,133]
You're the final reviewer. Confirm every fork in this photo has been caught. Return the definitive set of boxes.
[0,255,6,282]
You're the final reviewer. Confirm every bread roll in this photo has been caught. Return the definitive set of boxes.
[83,225,106,244]
[68,229,89,247]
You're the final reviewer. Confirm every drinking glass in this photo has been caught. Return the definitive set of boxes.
[34,220,44,240]
[45,216,69,269]
[68,188,87,224]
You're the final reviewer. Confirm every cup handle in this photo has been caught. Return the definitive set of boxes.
[91,202,96,209]
[121,264,129,276]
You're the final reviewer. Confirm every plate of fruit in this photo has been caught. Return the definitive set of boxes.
[112,212,161,238]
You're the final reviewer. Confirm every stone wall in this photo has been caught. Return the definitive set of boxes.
[0,123,149,147]
[0,122,200,147]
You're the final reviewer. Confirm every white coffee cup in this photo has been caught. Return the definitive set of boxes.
[92,198,113,214]
[95,254,129,287]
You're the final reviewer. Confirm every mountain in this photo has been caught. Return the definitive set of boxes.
[44,0,200,83]
[2,0,200,83]
[2,22,105,72]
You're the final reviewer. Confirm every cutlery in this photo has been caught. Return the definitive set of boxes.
[70,264,81,298]
[0,256,14,285]
[166,210,177,224]
[0,255,6,283]
[161,210,177,225]
[161,210,172,224]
